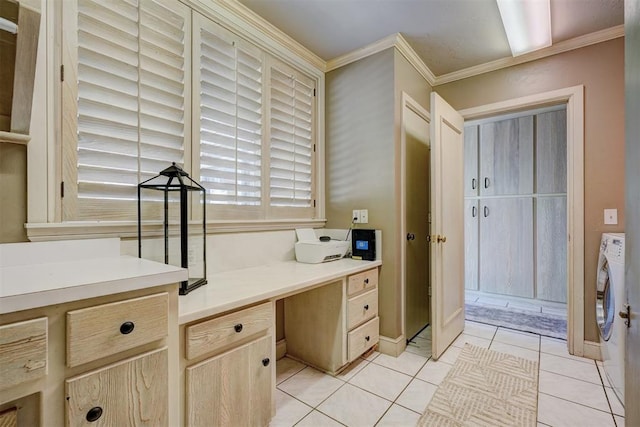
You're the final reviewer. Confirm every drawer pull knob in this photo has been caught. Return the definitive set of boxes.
[364,278,369,284]
[119,321,135,335]
[365,335,370,341]
[234,324,243,333]
[364,304,369,310]
[86,406,103,422]
[262,358,270,367]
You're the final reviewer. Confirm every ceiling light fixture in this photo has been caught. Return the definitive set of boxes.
[497,0,552,57]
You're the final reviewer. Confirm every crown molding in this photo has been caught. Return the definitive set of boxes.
[434,24,625,86]
[326,33,437,86]
[325,33,397,72]
[394,33,436,86]
[182,0,326,75]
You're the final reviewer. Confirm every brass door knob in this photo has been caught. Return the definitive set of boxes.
[437,235,447,243]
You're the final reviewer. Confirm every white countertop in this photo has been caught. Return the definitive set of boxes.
[0,239,187,314]
[178,258,382,324]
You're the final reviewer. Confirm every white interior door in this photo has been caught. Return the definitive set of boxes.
[430,92,465,359]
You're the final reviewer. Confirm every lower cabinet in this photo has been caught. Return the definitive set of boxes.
[185,335,272,427]
[181,301,275,427]
[66,348,168,426]
[284,268,380,374]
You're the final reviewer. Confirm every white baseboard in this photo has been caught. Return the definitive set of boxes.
[276,339,287,360]
[378,335,406,357]
[582,340,602,361]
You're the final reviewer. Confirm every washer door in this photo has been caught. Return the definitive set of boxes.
[596,258,615,341]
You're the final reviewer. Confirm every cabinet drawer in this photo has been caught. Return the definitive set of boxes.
[0,317,47,390]
[347,289,378,330]
[66,347,168,426]
[347,316,379,362]
[347,268,378,296]
[66,293,168,367]
[185,301,273,360]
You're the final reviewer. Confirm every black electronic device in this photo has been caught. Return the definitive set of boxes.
[351,229,376,261]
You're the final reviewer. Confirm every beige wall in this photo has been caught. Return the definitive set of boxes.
[0,143,28,242]
[326,48,431,340]
[435,38,625,342]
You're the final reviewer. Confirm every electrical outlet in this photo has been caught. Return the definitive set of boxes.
[352,209,361,223]
[604,208,618,225]
[360,209,369,224]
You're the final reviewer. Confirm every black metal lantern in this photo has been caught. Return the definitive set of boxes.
[138,163,207,295]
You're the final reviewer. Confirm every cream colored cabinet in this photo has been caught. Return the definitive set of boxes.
[64,293,171,426]
[0,285,177,427]
[66,348,168,426]
[186,336,271,427]
[284,267,380,374]
[0,318,47,390]
[181,301,274,427]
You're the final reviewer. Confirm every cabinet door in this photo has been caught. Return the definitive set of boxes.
[464,125,479,196]
[480,117,533,196]
[536,196,567,302]
[186,335,272,427]
[464,199,479,291]
[66,348,168,426]
[536,109,567,194]
[479,198,534,298]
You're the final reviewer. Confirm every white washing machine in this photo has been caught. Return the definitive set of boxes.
[596,232,626,408]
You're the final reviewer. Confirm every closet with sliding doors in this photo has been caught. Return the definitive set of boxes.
[464,106,567,303]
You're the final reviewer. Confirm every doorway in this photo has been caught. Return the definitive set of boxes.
[459,85,585,356]
[463,104,568,340]
[400,93,432,357]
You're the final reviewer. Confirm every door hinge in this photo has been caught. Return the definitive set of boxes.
[428,212,432,224]
[313,144,316,152]
[61,181,65,198]
[60,64,64,82]
[313,88,316,97]
[428,285,432,297]
[313,199,316,207]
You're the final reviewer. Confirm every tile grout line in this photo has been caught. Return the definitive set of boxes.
[594,360,620,426]
[537,391,620,417]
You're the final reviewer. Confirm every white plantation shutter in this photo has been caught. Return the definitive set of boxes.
[71,0,188,219]
[269,61,315,215]
[194,16,263,210]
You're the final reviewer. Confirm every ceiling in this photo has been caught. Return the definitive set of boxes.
[236,0,624,76]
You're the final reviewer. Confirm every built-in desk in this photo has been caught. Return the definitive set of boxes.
[178,258,381,426]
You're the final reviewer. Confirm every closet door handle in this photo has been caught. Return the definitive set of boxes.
[483,206,489,217]
[484,177,490,188]
[472,178,477,190]
[472,206,477,217]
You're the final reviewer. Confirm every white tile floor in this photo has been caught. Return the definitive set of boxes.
[271,321,625,427]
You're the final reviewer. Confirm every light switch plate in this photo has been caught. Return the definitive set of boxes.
[352,210,361,223]
[360,209,369,224]
[604,208,618,225]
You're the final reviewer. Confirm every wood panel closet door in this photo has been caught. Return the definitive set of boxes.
[464,199,479,290]
[536,110,567,194]
[480,117,533,196]
[536,196,567,302]
[464,125,479,197]
[479,197,534,298]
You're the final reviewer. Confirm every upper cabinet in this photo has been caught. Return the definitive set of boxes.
[536,110,568,194]
[479,116,534,196]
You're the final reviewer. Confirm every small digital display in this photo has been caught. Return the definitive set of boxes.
[356,240,369,250]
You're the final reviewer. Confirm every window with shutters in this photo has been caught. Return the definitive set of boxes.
[62,0,190,221]
[268,60,316,219]
[62,1,318,225]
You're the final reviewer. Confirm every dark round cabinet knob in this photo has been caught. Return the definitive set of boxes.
[119,321,135,335]
[262,358,270,367]
[234,324,243,333]
[86,406,103,422]
[365,335,370,341]
[364,278,369,284]
[364,304,369,311]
